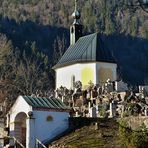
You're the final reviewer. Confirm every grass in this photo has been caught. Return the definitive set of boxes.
[66,138,104,148]
[50,120,125,148]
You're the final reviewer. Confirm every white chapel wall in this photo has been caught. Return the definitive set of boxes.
[33,110,69,142]
[96,62,117,84]
[55,63,96,89]
[56,62,117,89]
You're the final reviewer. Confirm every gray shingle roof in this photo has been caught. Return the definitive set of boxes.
[23,96,69,110]
[53,33,116,69]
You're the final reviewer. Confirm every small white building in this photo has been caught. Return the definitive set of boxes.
[7,96,70,148]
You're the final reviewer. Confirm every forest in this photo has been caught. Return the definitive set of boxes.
[0,0,148,107]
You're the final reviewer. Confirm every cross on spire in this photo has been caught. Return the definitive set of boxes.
[75,0,78,11]
[72,0,80,21]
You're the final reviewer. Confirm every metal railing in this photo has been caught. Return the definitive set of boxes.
[13,136,25,148]
[36,138,47,148]
[3,136,25,148]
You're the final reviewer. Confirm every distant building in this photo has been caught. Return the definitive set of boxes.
[7,96,70,148]
[53,2,117,89]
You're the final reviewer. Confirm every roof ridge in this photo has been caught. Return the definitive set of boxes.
[79,32,97,39]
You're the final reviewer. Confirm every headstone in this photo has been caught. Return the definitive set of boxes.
[76,111,79,117]
[62,96,64,102]
[88,102,91,109]
[109,102,116,117]
[145,97,148,104]
[115,81,128,92]
[0,118,4,147]
[121,105,125,118]
[109,103,113,117]
[95,122,99,130]
[89,107,96,117]
[144,109,148,116]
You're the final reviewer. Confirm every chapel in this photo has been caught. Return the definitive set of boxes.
[53,0,117,89]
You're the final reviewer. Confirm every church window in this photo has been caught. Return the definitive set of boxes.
[71,27,74,33]
[71,75,75,89]
[46,115,53,122]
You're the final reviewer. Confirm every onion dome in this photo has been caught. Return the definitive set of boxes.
[72,10,81,19]
[72,0,81,24]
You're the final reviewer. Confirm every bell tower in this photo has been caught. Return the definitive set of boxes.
[70,0,83,45]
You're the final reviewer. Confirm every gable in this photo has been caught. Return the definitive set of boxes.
[10,96,32,114]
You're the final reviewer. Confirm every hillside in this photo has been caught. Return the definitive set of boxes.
[48,118,148,148]
[0,0,148,104]
[0,0,147,37]
[49,119,123,148]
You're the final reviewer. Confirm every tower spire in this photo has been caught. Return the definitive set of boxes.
[75,0,77,11]
[72,0,81,24]
[70,0,83,45]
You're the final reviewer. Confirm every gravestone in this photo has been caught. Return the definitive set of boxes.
[89,107,96,117]
[0,118,4,147]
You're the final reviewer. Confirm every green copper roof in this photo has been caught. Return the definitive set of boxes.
[23,96,69,110]
[53,33,116,69]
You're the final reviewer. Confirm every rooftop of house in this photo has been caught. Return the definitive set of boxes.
[53,33,116,69]
[23,96,70,111]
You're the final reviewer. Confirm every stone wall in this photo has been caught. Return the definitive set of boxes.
[69,117,114,129]
[120,116,148,130]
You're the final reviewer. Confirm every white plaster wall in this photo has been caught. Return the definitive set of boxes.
[96,62,117,83]
[8,96,32,147]
[33,111,69,142]
[9,96,32,131]
[55,62,117,89]
[55,63,96,89]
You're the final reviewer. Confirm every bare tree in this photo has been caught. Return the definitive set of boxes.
[52,35,67,65]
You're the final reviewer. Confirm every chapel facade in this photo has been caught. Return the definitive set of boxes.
[53,1,117,89]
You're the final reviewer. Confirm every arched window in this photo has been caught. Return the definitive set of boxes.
[71,75,75,90]
[71,27,74,33]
